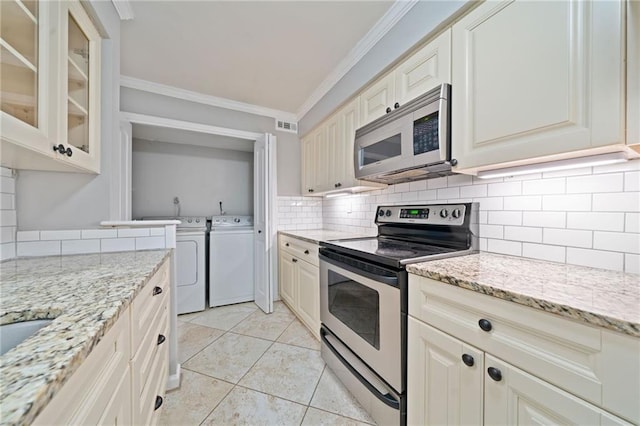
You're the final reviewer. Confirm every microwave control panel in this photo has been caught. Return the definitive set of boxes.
[413,111,439,155]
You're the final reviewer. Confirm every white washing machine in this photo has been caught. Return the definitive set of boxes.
[209,215,254,307]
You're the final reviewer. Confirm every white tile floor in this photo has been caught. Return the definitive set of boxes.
[160,301,376,426]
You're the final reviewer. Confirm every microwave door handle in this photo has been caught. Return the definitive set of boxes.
[438,83,451,162]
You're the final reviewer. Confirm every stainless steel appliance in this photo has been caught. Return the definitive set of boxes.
[354,83,454,184]
[319,203,478,426]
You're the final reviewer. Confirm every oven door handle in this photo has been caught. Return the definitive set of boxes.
[319,253,399,287]
[321,328,401,410]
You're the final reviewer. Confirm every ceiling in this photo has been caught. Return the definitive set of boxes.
[120,1,394,114]
[132,124,255,152]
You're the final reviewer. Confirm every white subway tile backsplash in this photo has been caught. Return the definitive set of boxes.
[17,241,61,257]
[81,229,118,239]
[1,242,16,261]
[135,236,166,250]
[62,239,100,255]
[40,230,81,241]
[460,184,487,198]
[17,231,40,242]
[566,212,625,232]
[479,238,488,251]
[437,187,460,200]
[479,224,504,239]
[0,175,15,194]
[408,180,427,192]
[542,194,591,211]
[101,238,135,252]
[566,173,623,194]
[473,197,504,211]
[503,196,542,211]
[417,190,437,200]
[447,174,473,187]
[0,167,12,177]
[567,248,624,271]
[488,211,522,226]
[523,178,565,195]
[0,210,16,227]
[0,193,14,210]
[487,239,522,256]
[488,181,521,197]
[626,213,640,233]
[522,211,566,228]
[593,231,640,254]
[592,192,640,212]
[117,228,150,238]
[427,177,448,189]
[522,243,566,263]
[625,254,640,274]
[504,226,542,243]
[625,172,640,192]
[401,191,419,201]
[544,228,592,248]
[1,227,15,244]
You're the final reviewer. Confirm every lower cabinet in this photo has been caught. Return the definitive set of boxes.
[278,234,320,339]
[33,258,171,425]
[407,274,639,425]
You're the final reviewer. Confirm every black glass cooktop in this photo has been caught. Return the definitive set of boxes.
[322,236,458,268]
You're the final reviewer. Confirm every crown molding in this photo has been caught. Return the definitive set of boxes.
[111,0,134,20]
[295,0,418,121]
[120,76,297,122]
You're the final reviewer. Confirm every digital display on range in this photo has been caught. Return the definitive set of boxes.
[400,208,429,219]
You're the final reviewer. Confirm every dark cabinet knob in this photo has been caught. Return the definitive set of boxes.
[336,182,342,187]
[386,107,392,113]
[478,318,492,332]
[154,395,163,410]
[65,147,73,157]
[258,230,262,234]
[461,354,475,367]
[157,334,166,345]
[285,243,289,247]
[53,144,66,153]
[292,258,297,263]
[304,250,309,254]
[308,188,314,193]
[334,183,338,188]
[394,102,400,109]
[152,286,163,296]
[488,367,502,382]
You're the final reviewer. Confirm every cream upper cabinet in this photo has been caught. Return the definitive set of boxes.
[451,0,626,173]
[0,0,101,173]
[628,0,640,147]
[301,134,317,194]
[395,28,451,106]
[359,73,395,125]
[323,113,340,191]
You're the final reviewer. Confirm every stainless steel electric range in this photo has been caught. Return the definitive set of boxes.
[318,203,479,426]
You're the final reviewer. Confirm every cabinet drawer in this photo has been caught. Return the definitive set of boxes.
[132,259,170,351]
[136,345,169,425]
[279,235,319,266]
[409,275,640,423]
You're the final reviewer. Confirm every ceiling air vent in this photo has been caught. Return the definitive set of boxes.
[275,118,298,134]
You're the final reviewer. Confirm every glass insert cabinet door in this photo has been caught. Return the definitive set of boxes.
[0,0,39,127]
[64,0,100,164]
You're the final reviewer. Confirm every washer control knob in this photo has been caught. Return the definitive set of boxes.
[187,219,193,223]
[378,209,385,217]
[196,218,201,223]
[452,209,461,219]
[440,209,448,218]
[385,209,392,217]
[234,217,241,223]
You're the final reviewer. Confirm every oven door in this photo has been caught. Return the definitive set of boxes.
[319,251,402,392]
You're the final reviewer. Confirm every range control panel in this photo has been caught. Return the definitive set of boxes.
[376,204,466,226]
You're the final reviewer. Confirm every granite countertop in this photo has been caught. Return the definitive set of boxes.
[279,229,375,244]
[407,252,640,337]
[0,250,171,425]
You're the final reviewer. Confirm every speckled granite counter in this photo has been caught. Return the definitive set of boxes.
[407,252,640,337]
[278,229,374,244]
[0,250,171,425]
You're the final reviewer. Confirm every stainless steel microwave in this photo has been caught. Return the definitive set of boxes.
[354,83,455,184]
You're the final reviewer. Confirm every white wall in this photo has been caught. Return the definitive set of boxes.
[121,87,300,196]
[132,139,253,218]
[15,1,121,230]
[323,160,640,274]
[0,167,16,260]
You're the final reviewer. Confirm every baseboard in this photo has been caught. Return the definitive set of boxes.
[166,363,181,390]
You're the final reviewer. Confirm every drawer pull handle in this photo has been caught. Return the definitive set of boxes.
[478,318,492,332]
[292,258,298,263]
[304,250,309,255]
[157,334,166,345]
[153,286,163,296]
[488,367,502,382]
[154,395,163,410]
[461,354,474,367]
[285,243,290,247]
